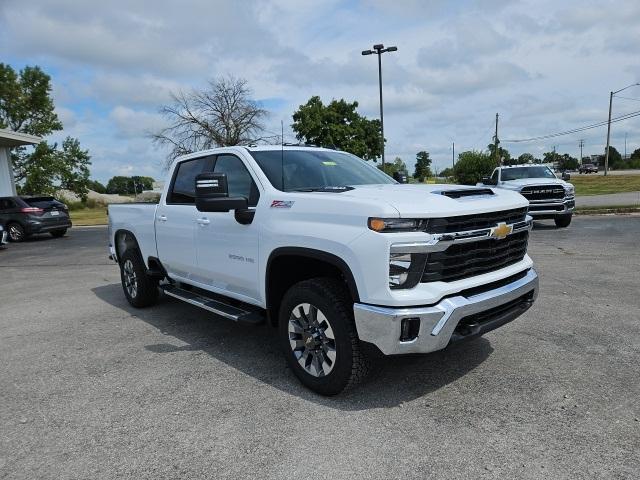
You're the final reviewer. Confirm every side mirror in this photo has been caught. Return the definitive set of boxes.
[195,172,248,212]
[393,171,408,184]
[562,172,571,181]
[482,176,497,186]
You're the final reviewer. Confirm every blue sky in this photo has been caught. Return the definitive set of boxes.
[1,0,639,183]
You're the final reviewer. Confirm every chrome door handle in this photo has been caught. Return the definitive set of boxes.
[157,215,167,222]
[196,218,210,225]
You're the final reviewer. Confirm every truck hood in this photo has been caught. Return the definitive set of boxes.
[332,184,528,217]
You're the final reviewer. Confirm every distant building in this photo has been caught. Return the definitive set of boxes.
[0,129,42,196]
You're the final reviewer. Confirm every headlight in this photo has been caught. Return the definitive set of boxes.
[565,185,575,196]
[389,252,428,289]
[369,217,426,232]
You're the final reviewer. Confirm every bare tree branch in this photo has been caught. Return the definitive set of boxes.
[151,75,268,169]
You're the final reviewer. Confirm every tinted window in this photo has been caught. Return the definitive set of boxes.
[250,150,395,192]
[214,155,259,207]
[0,198,16,210]
[23,197,62,209]
[169,157,212,203]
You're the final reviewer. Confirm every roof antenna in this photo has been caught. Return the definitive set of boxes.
[281,120,285,191]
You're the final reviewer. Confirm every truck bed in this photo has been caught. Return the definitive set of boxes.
[108,203,158,264]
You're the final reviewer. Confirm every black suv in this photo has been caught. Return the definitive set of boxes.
[0,196,72,242]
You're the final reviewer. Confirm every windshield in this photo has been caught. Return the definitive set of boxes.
[501,166,556,181]
[249,149,395,192]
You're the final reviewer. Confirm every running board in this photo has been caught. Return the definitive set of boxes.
[160,285,264,325]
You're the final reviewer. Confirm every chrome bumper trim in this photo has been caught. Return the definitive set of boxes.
[353,268,539,355]
[1,230,7,245]
[390,215,532,254]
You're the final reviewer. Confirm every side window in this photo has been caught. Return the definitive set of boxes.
[491,169,499,183]
[0,198,15,210]
[168,157,212,204]
[213,155,260,207]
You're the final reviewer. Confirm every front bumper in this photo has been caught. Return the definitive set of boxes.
[1,229,7,245]
[353,268,538,355]
[527,197,574,217]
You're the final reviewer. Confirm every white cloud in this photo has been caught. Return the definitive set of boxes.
[1,0,638,179]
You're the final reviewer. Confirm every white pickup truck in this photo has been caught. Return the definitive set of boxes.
[108,146,538,395]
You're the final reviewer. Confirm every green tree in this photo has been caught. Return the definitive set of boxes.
[605,146,623,170]
[439,167,454,177]
[379,156,407,176]
[453,150,495,185]
[0,63,91,197]
[517,153,536,164]
[18,137,91,199]
[629,148,640,169]
[557,153,578,171]
[291,96,382,161]
[87,179,106,194]
[0,64,63,135]
[487,143,512,166]
[106,176,155,194]
[413,151,432,182]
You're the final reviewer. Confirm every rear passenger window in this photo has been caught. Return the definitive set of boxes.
[168,157,213,204]
[0,199,15,210]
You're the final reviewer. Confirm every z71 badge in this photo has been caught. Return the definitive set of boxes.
[271,200,294,208]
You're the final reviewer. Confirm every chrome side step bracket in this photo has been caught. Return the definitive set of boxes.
[160,285,264,325]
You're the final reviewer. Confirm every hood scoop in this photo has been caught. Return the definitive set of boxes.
[433,188,495,199]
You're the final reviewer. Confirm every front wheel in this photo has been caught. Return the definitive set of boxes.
[555,214,572,228]
[119,249,158,307]
[278,278,369,395]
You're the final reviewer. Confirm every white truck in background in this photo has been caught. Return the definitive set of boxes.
[108,145,538,395]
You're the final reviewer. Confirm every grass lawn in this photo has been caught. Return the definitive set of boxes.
[571,174,640,195]
[70,207,108,225]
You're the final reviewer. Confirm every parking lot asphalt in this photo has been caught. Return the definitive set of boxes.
[1,217,639,479]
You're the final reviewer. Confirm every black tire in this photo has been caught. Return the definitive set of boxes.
[278,277,369,395]
[50,229,67,238]
[555,214,572,228]
[119,249,158,308]
[7,222,26,242]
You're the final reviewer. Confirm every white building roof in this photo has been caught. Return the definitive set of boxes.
[0,128,42,147]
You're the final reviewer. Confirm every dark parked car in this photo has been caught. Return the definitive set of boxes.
[0,196,72,242]
[578,163,598,174]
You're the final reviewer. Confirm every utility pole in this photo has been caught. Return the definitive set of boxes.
[493,113,499,166]
[452,141,455,168]
[553,145,557,168]
[604,83,640,176]
[579,139,584,164]
[604,91,613,176]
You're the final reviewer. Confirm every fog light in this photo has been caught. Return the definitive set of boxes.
[400,317,420,342]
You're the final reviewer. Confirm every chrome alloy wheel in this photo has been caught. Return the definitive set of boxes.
[288,303,337,377]
[122,259,138,298]
[8,225,23,241]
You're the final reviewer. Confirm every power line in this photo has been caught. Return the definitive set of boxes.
[503,110,640,143]
[613,95,640,102]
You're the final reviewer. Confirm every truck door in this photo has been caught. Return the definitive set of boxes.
[194,153,261,304]
[155,156,213,280]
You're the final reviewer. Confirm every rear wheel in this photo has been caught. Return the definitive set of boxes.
[119,249,158,307]
[278,278,368,395]
[555,214,572,228]
[50,229,67,238]
[7,223,25,242]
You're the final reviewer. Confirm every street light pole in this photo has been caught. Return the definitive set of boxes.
[362,44,397,171]
[604,82,640,176]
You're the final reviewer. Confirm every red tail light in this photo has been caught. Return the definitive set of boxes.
[21,207,44,215]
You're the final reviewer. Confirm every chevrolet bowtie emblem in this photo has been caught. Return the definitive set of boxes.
[491,222,513,240]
